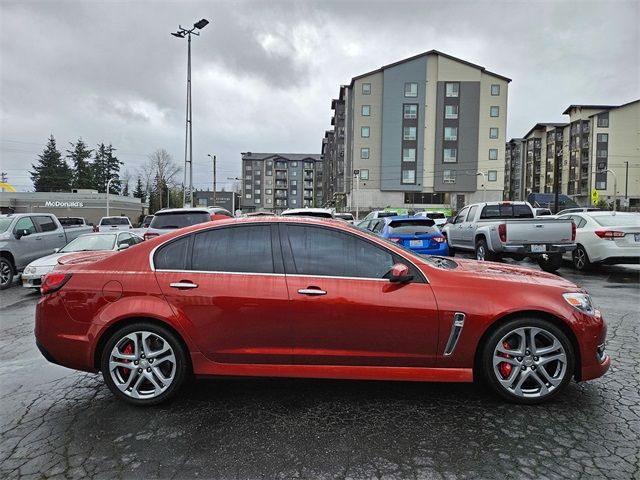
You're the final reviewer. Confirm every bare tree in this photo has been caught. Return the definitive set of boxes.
[140,149,182,209]
[120,169,132,197]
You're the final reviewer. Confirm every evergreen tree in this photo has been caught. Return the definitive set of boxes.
[30,135,72,192]
[91,143,123,193]
[133,176,146,202]
[105,144,123,194]
[66,138,94,189]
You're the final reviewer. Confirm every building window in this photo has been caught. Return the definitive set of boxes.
[445,105,458,119]
[361,105,371,116]
[255,170,261,176]
[403,126,416,140]
[291,199,297,205]
[597,133,609,142]
[291,180,297,186]
[266,169,273,176]
[404,104,417,119]
[255,198,261,204]
[445,83,459,97]
[254,189,260,194]
[597,150,608,158]
[361,148,370,159]
[290,161,298,167]
[403,148,416,162]
[490,127,499,139]
[444,127,458,141]
[402,170,416,184]
[245,193,252,199]
[597,113,609,128]
[265,189,272,194]
[361,126,370,138]
[245,166,252,171]
[245,175,251,180]
[488,170,498,181]
[491,84,500,96]
[266,160,272,166]
[489,149,498,160]
[256,179,261,185]
[490,106,499,117]
[444,148,457,163]
[404,82,418,97]
[360,169,369,180]
[362,83,371,95]
[595,180,606,189]
[292,171,298,176]
[443,170,456,184]
[267,198,272,204]
[291,189,297,195]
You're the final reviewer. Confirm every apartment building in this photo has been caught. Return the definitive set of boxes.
[324,50,510,214]
[240,153,324,213]
[505,138,526,200]
[322,86,348,206]
[517,100,639,209]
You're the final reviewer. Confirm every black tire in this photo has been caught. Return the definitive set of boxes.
[572,245,591,271]
[475,239,496,262]
[100,322,189,406]
[0,257,14,290]
[481,317,574,405]
[537,254,563,273]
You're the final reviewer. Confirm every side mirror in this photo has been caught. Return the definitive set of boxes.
[118,243,130,251]
[388,263,413,283]
[53,248,60,253]
[15,229,30,239]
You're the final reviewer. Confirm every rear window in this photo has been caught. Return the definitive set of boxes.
[480,204,533,219]
[378,212,399,218]
[592,215,640,227]
[100,217,130,226]
[150,211,210,229]
[425,213,446,219]
[59,217,84,226]
[335,213,354,221]
[388,219,438,235]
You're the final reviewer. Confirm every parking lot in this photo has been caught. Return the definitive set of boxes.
[1,257,639,480]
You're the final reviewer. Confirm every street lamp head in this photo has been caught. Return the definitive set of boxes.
[171,31,185,38]
[194,18,209,29]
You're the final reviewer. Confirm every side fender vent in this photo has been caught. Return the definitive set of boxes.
[444,312,466,356]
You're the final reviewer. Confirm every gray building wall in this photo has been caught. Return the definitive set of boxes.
[434,81,480,192]
[381,56,427,191]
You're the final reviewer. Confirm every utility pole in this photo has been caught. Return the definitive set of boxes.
[624,161,629,210]
[227,177,240,215]
[208,154,217,205]
[353,170,360,220]
[0,172,7,183]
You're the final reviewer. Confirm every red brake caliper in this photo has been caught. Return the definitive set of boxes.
[498,340,513,378]
[119,342,134,378]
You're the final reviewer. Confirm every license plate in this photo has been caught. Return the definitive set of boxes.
[635,234,640,242]
[409,240,423,247]
[531,244,546,253]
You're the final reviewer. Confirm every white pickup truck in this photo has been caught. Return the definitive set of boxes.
[441,201,576,273]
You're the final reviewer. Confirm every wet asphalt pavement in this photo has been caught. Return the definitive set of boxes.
[0,260,639,479]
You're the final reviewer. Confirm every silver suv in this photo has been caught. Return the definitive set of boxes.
[144,208,212,240]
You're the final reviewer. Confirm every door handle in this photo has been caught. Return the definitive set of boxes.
[170,282,198,289]
[58,234,64,238]
[35,237,43,240]
[298,287,327,296]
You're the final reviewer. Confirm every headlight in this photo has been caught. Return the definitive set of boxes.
[24,266,36,274]
[563,292,596,316]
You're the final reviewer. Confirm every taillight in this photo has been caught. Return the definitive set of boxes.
[41,273,72,295]
[388,237,401,243]
[572,221,576,241]
[144,233,160,241]
[432,236,445,243]
[594,230,625,240]
[498,223,507,242]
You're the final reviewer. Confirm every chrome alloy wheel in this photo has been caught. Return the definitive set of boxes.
[476,244,486,261]
[573,246,588,270]
[492,327,568,399]
[108,331,177,400]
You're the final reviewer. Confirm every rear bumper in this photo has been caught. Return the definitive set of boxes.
[408,245,449,256]
[502,244,576,256]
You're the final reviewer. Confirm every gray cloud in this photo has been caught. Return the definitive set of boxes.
[1,0,638,191]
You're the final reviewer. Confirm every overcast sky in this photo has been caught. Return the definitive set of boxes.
[1,0,638,192]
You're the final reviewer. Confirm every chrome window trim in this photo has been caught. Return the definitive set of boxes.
[155,269,285,277]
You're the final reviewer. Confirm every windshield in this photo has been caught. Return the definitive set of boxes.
[0,218,13,233]
[149,211,211,229]
[592,214,640,227]
[388,219,438,235]
[61,234,116,252]
[100,217,130,226]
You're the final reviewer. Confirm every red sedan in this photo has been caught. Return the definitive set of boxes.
[35,217,609,406]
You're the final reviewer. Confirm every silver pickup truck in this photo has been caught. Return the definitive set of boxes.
[441,201,576,273]
[0,213,92,289]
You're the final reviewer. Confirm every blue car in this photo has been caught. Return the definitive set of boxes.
[372,216,449,256]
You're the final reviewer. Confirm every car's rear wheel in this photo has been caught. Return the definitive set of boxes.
[475,239,496,262]
[537,254,563,273]
[481,318,574,404]
[100,322,189,406]
[572,245,591,271]
[0,257,14,290]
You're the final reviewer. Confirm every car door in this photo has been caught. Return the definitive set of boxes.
[154,223,292,364]
[33,215,65,253]
[281,223,440,367]
[13,216,47,268]
[447,207,469,247]
[460,205,478,247]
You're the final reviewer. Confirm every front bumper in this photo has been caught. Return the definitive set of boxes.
[578,310,611,381]
[22,273,44,288]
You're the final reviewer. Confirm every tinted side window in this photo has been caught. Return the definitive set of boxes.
[286,225,394,279]
[454,208,469,224]
[34,216,57,232]
[154,236,190,270]
[15,217,37,234]
[192,225,274,273]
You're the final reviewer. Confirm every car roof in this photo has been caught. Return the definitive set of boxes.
[154,208,210,214]
[281,208,334,214]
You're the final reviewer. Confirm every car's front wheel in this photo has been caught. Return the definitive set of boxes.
[100,322,189,406]
[482,318,574,404]
[0,257,14,290]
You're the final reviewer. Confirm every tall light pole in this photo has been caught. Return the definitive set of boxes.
[624,161,629,210]
[476,172,487,202]
[106,177,118,216]
[353,169,360,220]
[603,168,618,211]
[208,154,217,205]
[172,18,209,208]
